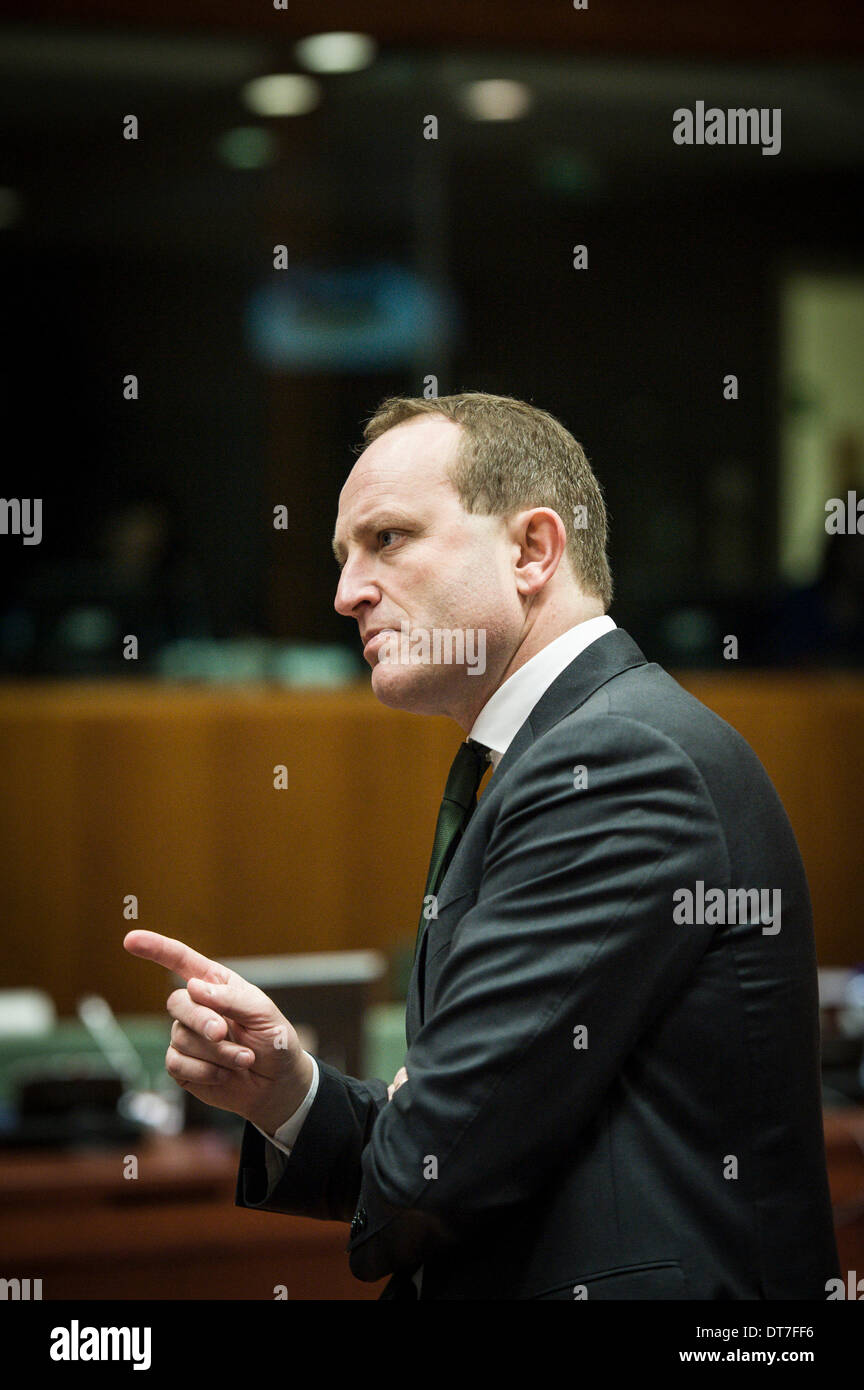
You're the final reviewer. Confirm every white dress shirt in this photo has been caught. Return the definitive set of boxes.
[254,614,617,1285]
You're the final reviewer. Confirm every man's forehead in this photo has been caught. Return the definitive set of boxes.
[339,416,461,508]
[332,419,462,557]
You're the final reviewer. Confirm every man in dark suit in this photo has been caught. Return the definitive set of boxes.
[126,393,839,1299]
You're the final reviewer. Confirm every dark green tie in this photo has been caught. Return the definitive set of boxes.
[414,738,491,960]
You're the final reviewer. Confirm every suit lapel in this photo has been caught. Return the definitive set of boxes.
[405,628,649,1045]
[490,627,648,788]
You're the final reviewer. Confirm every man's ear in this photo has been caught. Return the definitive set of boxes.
[511,508,568,596]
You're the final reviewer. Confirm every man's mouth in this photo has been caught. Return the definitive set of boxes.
[362,627,397,659]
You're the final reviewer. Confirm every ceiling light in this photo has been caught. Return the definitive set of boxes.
[294,32,377,74]
[242,73,321,117]
[461,79,533,122]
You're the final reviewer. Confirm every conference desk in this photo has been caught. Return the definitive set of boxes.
[0,1131,386,1300]
[1,1110,861,1300]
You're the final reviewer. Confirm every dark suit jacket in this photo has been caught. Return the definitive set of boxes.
[235,628,839,1299]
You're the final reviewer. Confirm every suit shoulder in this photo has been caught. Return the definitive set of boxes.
[575,660,774,784]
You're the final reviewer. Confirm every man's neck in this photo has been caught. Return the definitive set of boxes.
[453,604,605,731]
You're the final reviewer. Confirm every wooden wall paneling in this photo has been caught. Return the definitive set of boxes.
[676,675,864,965]
[0,703,81,1008]
[1,676,862,1016]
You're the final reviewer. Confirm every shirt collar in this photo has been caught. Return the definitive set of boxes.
[468,615,617,768]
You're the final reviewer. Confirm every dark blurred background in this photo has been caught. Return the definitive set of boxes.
[1,4,863,674]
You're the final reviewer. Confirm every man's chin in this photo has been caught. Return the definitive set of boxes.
[369,660,448,715]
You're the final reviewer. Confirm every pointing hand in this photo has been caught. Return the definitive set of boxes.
[123,930,314,1134]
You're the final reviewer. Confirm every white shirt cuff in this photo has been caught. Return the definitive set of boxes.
[252,1052,320,1157]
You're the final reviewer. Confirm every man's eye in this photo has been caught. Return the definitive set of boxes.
[378,530,400,549]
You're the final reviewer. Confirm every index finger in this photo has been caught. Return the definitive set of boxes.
[123,930,229,986]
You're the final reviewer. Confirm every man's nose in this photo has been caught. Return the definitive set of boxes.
[334,558,379,617]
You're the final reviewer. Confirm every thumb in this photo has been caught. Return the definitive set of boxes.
[388,1066,408,1099]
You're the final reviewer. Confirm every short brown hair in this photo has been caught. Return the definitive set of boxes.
[362,392,613,610]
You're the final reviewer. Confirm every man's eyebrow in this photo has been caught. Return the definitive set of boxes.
[331,511,418,563]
